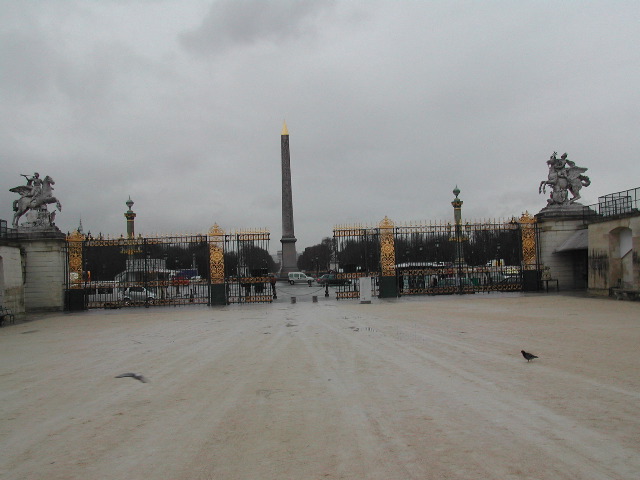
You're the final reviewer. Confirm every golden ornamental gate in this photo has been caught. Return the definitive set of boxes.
[333,214,539,299]
[65,225,274,309]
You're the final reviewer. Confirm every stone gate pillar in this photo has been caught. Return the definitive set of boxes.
[208,224,226,305]
[519,212,541,291]
[64,229,86,310]
[536,208,589,290]
[535,151,592,290]
[22,231,67,312]
[67,229,84,287]
[378,216,398,298]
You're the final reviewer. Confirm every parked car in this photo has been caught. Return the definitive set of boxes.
[436,277,474,287]
[122,286,156,304]
[496,276,521,287]
[316,273,351,286]
[287,272,314,286]
[86,283,121,307]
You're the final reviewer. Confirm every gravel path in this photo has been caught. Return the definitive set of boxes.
[1,292,638,479]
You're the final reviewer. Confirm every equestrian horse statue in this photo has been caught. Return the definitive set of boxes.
[10,173,62,228]
[539,152,591,206]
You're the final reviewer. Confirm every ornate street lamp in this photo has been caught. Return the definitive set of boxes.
[451,186,466,293]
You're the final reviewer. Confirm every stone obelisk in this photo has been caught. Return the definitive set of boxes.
[279,121,298,277]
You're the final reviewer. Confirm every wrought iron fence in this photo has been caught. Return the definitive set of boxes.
[222,229,274,304]
[395,219,526,295]
[66,227,274,309]
[333,225,382,299]
[70,233,211,308]
[333,214,539,298]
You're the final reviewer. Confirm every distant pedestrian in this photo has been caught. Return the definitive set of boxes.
[270,275,277,299]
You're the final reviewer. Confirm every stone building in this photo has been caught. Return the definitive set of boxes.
[586,187,640,295]
[0,220,24,313]
[536,186,639,295]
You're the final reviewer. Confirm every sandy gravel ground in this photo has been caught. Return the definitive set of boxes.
[1,291,639,480]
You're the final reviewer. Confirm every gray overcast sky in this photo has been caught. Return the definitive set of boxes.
[2,1,639,252]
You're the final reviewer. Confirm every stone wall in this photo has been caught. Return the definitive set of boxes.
[0,244,25,313]
[588,214,640,296]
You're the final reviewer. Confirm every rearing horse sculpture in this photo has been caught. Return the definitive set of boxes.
[539,152,591,206]
[10,175,62,227]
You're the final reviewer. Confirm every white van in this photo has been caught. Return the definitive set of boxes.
[287,272,314,286]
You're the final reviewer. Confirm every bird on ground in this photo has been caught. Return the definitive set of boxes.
[521,350,538,362]
[115,373,148,383]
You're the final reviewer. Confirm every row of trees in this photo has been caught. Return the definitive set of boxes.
[297,238,332,274]
[81,226,522,283]
[295,227,524,274]
[393,229,522,267]
[224,244,277,277]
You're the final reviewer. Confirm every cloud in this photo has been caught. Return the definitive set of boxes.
[1,1,640,251]
[181,0,336,55]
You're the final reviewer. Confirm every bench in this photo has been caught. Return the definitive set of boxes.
[0,306,16,327]
[541,279,559,292]
[610,288,640,301]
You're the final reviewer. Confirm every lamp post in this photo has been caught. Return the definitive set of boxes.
[162,253,168,301]
[144,251,150,308]
[451,186,466,294]
[174,258,180,296]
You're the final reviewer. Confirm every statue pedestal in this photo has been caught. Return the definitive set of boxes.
[537,203,593,219]
[18,230,66,312]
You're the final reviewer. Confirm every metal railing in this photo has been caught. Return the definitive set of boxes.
[583,186,640,222]
[0,219,18,240]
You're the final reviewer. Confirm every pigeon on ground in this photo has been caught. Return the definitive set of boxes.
[115,373,148,383]
[521,350,538,362]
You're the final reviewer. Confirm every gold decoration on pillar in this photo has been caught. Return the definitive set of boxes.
[67,229,84,287]
[379,216,396,276]
[208,224,225,284]
[519,211,538,270]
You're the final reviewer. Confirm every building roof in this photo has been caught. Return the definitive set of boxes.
[554,229,588,252]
